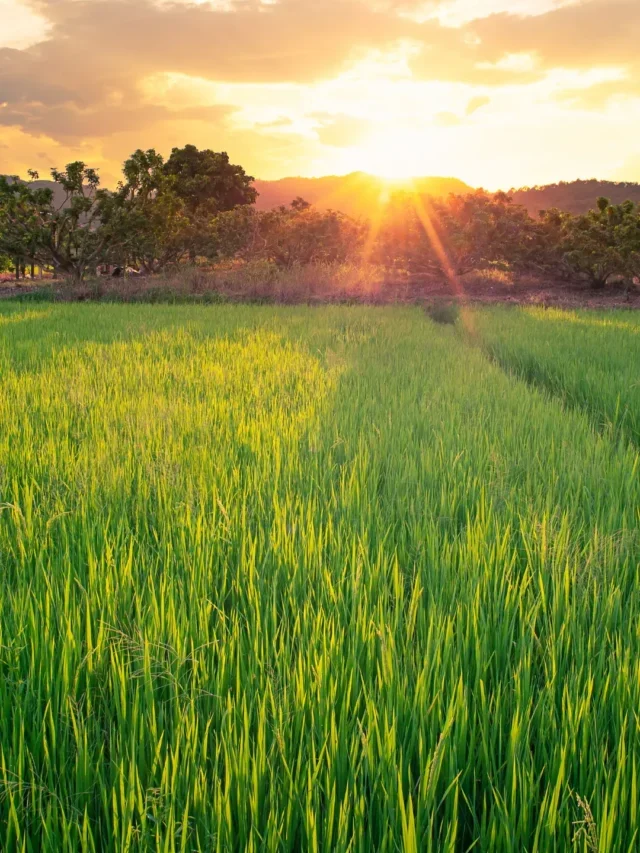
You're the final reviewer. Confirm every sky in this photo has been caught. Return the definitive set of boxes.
[1,0,640,188]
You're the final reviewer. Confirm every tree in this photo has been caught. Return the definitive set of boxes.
[437,191,544,274]
[163,145,257,216]
[161,145,257,262]
[210,200,366,267]
[371,190,543,278]
[103,149,192,273]
[0,164,113,281]
[541,197,638,288]
[371,193,441,275]
[0,173,50,278]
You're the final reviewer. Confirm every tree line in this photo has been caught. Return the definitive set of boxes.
[2,145,640,289]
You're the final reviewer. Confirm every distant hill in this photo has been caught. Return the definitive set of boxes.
[6,172,640,219]
[510,180,640,216]
[2,176,88,210]
[2,172,471,220]
[253,172,473,218]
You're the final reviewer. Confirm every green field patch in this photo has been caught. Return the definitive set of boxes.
[472,306,640,449]
[0,305,639,851]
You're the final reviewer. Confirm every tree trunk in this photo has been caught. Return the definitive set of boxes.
[30,262,35,279]
[15,259,20,281]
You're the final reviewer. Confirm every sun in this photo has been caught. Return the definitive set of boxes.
[350,130,430,181]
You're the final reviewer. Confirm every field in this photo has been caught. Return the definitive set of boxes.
[0,303,639,851]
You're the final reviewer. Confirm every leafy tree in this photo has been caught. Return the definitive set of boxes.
[210,200,365,267]
[163,145,257,216]
[161,145,257,262]
[438,191,544,274]
[0,164,113,281]
[0,173,51,277]
[371,192,440,275]
[541,197,639,288]
[371,190,542,278]
[103,149,192,273]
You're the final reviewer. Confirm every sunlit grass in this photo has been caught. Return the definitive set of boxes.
[472,305,640,447]
[0,304,638,851]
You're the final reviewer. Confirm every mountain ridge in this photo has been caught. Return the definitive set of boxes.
[4,171,640,217]
[253,172,472,217]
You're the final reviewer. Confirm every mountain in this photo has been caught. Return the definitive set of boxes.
[3,172,471,220]
[253,172,473,218]
[6,172,640,219]
[3,176,88,210]
[510,180,640,216]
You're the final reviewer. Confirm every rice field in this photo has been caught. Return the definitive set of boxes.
[0,303,638,852]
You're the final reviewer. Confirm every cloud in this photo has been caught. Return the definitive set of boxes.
[7,0,421,87]
[465,95,490,115]
[314,114,376,147]
[469,0,640,75]
[432,95,490,126]
[0,99,234,141]
[434,111,461,127]
[0,0,49,49]
[0,0,639,186]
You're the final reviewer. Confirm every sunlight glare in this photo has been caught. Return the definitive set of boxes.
[350,131,433,181]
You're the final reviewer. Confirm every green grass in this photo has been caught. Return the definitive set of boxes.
[0,304,638,851]
[471,306,640,448]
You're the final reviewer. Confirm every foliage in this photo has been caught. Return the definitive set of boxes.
[0,174,54,272]
[541,197,640,287]
[0,304,639,850]
[163,145,257,216]
[0,165,113,281]
[211,200,367,267]
[160,145,258,262]
[372,190,545,277]
[511,179,640,217]
[425,300,460,324]
[5,147,640,289]
[104,148,193,273]
[440,191,547,273]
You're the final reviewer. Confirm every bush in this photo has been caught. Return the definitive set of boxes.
[426,301,460,325]
[6,287,54,302]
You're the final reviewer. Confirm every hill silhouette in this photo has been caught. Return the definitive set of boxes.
[510,180,640,216]
[3,176,91,210]
[5,171,640,218]
[253,172,472,217]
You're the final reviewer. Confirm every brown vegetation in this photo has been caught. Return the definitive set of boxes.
[4,263,638,309]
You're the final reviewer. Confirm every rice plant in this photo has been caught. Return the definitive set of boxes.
[0,303,638,851]
[471,305,640,447]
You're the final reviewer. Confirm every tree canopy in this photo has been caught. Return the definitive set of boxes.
[1,146,640,289]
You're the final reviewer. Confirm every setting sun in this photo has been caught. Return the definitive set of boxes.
[348,131,434,181]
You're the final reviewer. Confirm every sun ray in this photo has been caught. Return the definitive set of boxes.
[408,182,476,333]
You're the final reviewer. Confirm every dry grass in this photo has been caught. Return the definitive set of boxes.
[80,261,389,303]
[4,262,640,310]
[461,267,515,288]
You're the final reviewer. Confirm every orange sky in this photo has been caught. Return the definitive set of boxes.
[1,0,639,189]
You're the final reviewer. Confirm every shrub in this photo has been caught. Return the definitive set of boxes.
[426,301,460,325]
